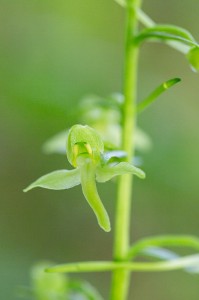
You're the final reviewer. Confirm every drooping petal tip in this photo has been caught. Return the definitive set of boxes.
[138,169,146,179]
[23,185,33,192]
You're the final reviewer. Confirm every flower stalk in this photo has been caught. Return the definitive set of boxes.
[110,0,141,299]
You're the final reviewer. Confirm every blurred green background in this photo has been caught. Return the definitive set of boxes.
[1,0,199,299]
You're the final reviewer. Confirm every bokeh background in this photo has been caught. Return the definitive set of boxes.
[1,0,199,299]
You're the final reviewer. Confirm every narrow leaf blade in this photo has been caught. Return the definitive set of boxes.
[137,78,181,113]
[134,25,199,50]
[127,235,199,260]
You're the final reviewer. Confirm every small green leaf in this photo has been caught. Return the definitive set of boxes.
[187,46,199,72]
[134,25,198,50]
[23,169,81,192]
[137,78,181,113]
[136,10,191,54]
[127,235,199,260]
[96,162,145,183]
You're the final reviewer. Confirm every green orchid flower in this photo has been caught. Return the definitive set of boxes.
[24,125,145,232]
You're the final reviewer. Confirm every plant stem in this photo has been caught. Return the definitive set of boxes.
[46,254,199,273]
[110,0,141,299]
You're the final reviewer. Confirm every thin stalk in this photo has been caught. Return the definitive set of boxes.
[110,0,141,299]
[46,254,199,273]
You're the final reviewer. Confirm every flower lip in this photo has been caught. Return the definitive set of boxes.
[72,142,93,167]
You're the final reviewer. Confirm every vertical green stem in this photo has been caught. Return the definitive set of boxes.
[110,0,141,299]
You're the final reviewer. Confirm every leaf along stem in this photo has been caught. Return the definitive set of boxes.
[137,78,181,113]
[134,28,198,49]
[126,235,199,260]
[136,9,191,54]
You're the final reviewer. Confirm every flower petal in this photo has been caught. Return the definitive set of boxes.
[23,169,81,192]
[96,162,145,182]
